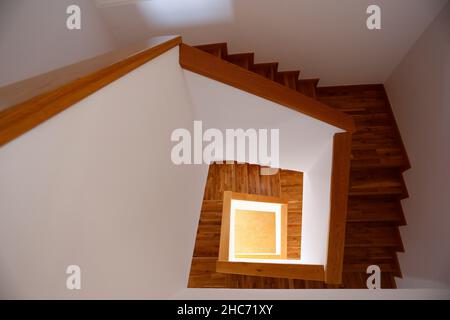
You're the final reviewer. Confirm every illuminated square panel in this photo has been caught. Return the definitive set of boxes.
[234,209,277,255]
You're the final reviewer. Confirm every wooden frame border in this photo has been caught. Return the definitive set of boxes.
[217,191,324,281]
[218,191,288,261]
[216,260,324,281]
[218,191,233,261]
[325,132,352,284]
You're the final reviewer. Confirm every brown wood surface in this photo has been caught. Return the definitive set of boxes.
[0,35,181,147]
[216,261,324,281]
[325,132,352,284]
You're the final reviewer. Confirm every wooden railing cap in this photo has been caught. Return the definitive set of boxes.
[0,35,181,147]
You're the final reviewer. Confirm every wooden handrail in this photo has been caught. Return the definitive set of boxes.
[179,43,356,133]
[0,35,181,147]
[325,132,352,284]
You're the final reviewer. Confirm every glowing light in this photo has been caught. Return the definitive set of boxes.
[229,199,282,261]
[136,0,233,27]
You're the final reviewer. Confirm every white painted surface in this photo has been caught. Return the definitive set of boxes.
[97,0,447,85]
[0,0,116,86]
[0,48,207,298]
[301,140,334,265]
[385,2,450,288]
[183,70,341,265]
[183,70,341,172]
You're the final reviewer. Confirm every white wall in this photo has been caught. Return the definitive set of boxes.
[97,0,447,85]
[385,3,450,288]
[183,70,341,173]
[0,0,116,86]
[301,140,334,265]
[0,45,346,298]
[183,70,341,265]
[0,47,207,299]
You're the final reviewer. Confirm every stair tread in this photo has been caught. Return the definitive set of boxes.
[194,43,228,59]
[349,168,407,197]
[275,71,300,90]
[345,223,404,250]
[225,53,254,69]
[347,198,405,224]
[297,79,319,99]
[250,62,279,80]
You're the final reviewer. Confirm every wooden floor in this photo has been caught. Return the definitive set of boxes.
[188,43,409,289]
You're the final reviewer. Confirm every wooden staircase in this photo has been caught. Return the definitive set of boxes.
[189,42,409,289]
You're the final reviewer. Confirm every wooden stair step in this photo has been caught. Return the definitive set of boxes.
[250,62,278,80]
[352,112,393,127]
[344,248,400,274]
[344,246,397,260]
[318,97,389,113]
[349,168,407,197]
[280,169,303,199]
[234,162,250,193]
[194,42,228,59]
[247,164,282,197]
[225,53,254,70]
[193,239,220,257]
[297,79,319,99]
[344,248,402,278]
[351,147,408,169]
[275,71,300,90]
[341,272,397,288]
[188,257,228,288]
[198,211,222,226]
[201,200,223,212]
[316,85,386,99]
[352,127,398,143]
[381,272,398,288]
[347,197,405,224]
[345,222,404,251]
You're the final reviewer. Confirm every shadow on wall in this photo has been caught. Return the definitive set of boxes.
[97,0,237,46]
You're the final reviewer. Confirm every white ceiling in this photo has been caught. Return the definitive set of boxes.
[97,0,448,86]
